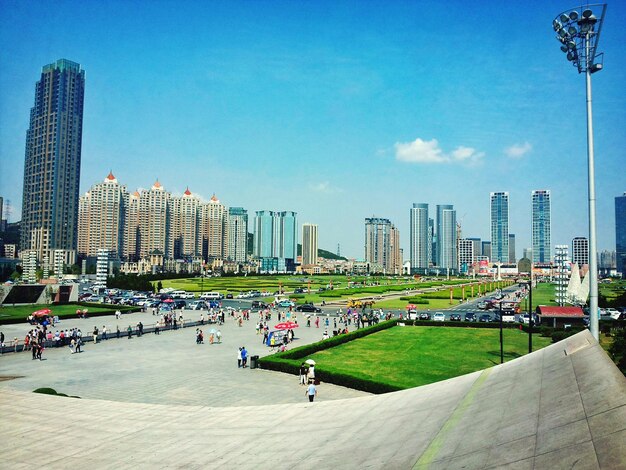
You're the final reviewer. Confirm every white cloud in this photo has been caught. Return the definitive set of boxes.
[505,142,532,159]
[394,138,484,165]
[309,181,341,193]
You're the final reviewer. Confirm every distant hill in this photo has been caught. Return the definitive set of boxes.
[247,233,347,261]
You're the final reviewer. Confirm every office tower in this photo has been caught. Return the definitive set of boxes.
[428,218,435,267]
[21,59,85,261]
[254,211,275,258]
[436,205,456,270]
[532,190,552,263]
[599,250,616,270]
[508,234,516,263]
[0,196,3,226]
[467,238,482,260]
[302,223,318,266]
[139,180,170,259]
[490,192,509,263]
[572,237,589,267]
[482,241,492,260]
[227,207,248,263]
[123,191,140,261]
[523,248,532,260]
[277,211,297,267]
[200,194,228,261]
[458,239,474,272]
[77,172,126,259]
[616,193,626,277]
[410,203,429,272]
[365,217,400,273]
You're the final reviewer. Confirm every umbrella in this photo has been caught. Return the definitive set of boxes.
[274,321,299,330]
[163,298,174,303]
[305,359,316,365]
[406,304,416,310]
[32,309,52,317]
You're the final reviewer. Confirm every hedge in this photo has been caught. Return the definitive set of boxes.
[398,296,429,304]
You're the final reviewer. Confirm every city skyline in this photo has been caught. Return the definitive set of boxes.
[1,1,624,259]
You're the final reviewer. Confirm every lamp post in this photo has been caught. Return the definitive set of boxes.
[552,4,606,341]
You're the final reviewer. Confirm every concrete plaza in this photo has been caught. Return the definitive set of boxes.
[0,308,368,406]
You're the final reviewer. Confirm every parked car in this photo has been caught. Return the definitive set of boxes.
[225,293,233,299]
[293,288,305,294]
[251,300,268,309]
[465,312,476,322]
[433,312,446,322]
[479,314,493,322]
[449,313,462,322]
[172,300,187,310]
[296,304,322,313]
[277,300,295,308]
[477,301,488,310]
[187,300,208,311]
[418,312,431,320]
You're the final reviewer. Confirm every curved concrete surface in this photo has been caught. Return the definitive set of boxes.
[1,330,625,469]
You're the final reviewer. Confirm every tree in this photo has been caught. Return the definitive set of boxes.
[157,281,163,293]
[609,327,626,376]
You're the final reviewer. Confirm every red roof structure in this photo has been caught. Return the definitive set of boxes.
[536,306,584,318]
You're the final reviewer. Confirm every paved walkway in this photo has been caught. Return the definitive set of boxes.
[0,309,368,406]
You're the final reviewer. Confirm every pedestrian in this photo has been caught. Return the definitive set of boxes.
[299,363,307,385]
[307,365,315,384]
[305,382,317,402]
[115,310,121,319]
[75,337,82,353]
[116,325,121,339]
[241,346,248,368]
[237,347,242,368]
[216,330,221,343]
[93,326,99,343]
[127,325,132,339]
[102,325,108,340]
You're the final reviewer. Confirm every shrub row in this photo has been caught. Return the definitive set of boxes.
[398,296,430,304]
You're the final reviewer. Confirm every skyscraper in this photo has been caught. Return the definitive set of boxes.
[253,210,297,272]
[169,188,200,259]
[138,180,170,259]
[532,190,551,264]
[227,207,248,263]
[302,223,318,266]
[21,59,85,262]
[77,172,126,259]
[365,217,401,273]
[436,205,456,270]
[200,194,228,261]
[482,241,492,260]
[277,211,298,271]
[572,237,589,267]
[508,234,516,264]
[616,192,626,277]
[410,203,429,272]
[490,192,509,263]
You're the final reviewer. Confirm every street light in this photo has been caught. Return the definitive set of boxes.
[552,4,606,341]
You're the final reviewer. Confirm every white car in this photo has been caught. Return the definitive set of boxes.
[433,312,446,322]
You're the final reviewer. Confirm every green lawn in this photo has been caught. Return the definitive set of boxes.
[0,303,131,324]
[529,282,557,310]
[307,326,551,389]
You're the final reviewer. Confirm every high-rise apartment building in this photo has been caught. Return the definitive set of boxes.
[302,223,318,266]
[532,190,551,264]
[458,238,474,272]
[200,195,228,261]
[169,188,200,259]
[227,207,248,263]
[410,203,429,272]
[123,191,140,261]
[365,217,401,274]
[572,237,589,267]
[509,234,516,263]
[490,192,509,263]
[77,172,126,259]
[554,245,570,306]
[616,192,626,277]
[21,59,85,261]
[436,205,456,270]
[139,180,170,259]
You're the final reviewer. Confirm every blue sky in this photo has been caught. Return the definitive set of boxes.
[1,0,624,259]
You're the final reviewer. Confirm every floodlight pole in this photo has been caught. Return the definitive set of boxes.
[499,300,504,364]
[584,32,600,341]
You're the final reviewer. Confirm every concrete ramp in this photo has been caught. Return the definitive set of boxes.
[1,330,625,469]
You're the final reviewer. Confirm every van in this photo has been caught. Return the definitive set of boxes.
[200,292,221,300]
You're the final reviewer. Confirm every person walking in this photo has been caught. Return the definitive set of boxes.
[299,363,307,385]
[93,326,99,344]
[216,330,221,344]
[116,325,121,339]
[305,382,317,402]
[127,325,132,339]
[102,325,108,340]
[241,346,248,368]
[237,347,242,368]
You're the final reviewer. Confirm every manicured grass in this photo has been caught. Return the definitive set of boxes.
[306,326,551,389]
[529,283,557,310]
[0,303,130,324]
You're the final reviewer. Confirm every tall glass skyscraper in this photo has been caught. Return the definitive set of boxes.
[490,192,509,263]
[436,204,456,270]
[616,192,626,277]
[253,210,297,272]
[532,190,552,263]
[410,203,429,272]
[21,59,85,261]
